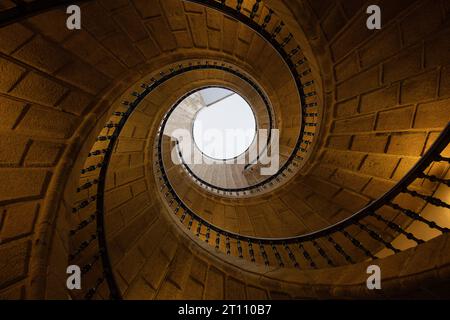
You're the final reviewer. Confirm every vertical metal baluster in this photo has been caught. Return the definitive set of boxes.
[272,244,284,267]
[250,0,261,19]
[226,235,231,255]
[215,232,221,250]
[327,236,354,264]
[259,242,269,266]
[196,221,202,237]
[205,226,211,243]
[248,240,256,262]
[284,243,299,268]
[262,9,273,29]
[355,221,401,254]
[312,240,335,267]
[237,239,243,258]
[188,215,194,230]
[341,230,376,260]
[236,0,243,12]
[298,242,317,269]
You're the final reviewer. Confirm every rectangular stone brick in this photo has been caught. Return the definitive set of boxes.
[362,178,396,198]
[401,0,443,46]
[322,5,347,41]
[11,72,67,106]
[0,134,29,166]
[223,17,237,54]
[330,14,370,61]
[57,90,93,116]
[204,267,224,299]
[136,38,161,59]
[13,36,71,74]
[188,14,208,48]
[387,133,427,156]
[116,138,145,153]
[117,246,145,284]
[414,99,450,129]
[359,25,401,68]
[113,211,151,252]
[330,169,370,192]
[360,85,398,113]
[56,61,110,95]
[376,106,414,131]
[63,31,126,78]
[351,134,389,153]
[145,17,177,52]
[133,0,162,18]
[0,57,25,93]
[81,2,118,38]
[182,277,204,299]
[0,202,39,242]
[392,157,418,180]
[383,46,422,84]
[115,166,145,186]
[173,30,193,48]
[334,97,358,117]
[425,28,450,68]
[0,240,30,287]
[0,169,49,203]
[401,70,438,104]
[24,140,63,167]
[333,114,375,133]
[225,277,246,300]
[15,106,77,139]
[26,9,72,43]
[336,67,379,100]
[327,135,352,150]
[360,154,400,179]
[102,32,145,68]
[142,251,170,290]
[104,186,133,211]
[0,23,33,54]
[322,150,366,171]
[113,6,149,42]
[0,97,26,130]
[335,53,359,83]
[333,189,370,212]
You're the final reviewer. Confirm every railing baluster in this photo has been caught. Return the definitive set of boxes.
[341,230,376,260]
[196,221,202,237]
[388,202,449,233]
[69,234,97,261]
[418,172,450,186]
[404,189,450,209]
[215,232,221,250]
[298,242,317,269]
[372,212,425,244]
[356,221,401,254]
[70,213,97,236]
[81,251,101,275]
[237,239,243,258]
[250,0,261,19]
[284,243,299,268]
[248,240,256,262]
[271,244,284,267]
[226,235,231,255]
[259,243,269,266]
[85,276,104,300]
[327,236,354,264]
[312,240,335,267]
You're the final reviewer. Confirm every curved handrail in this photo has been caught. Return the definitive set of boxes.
[161,123,450,244]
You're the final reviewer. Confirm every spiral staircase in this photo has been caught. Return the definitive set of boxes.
[0,0,449,300]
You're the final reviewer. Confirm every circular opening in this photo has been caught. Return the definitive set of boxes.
[193,88,257,160]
